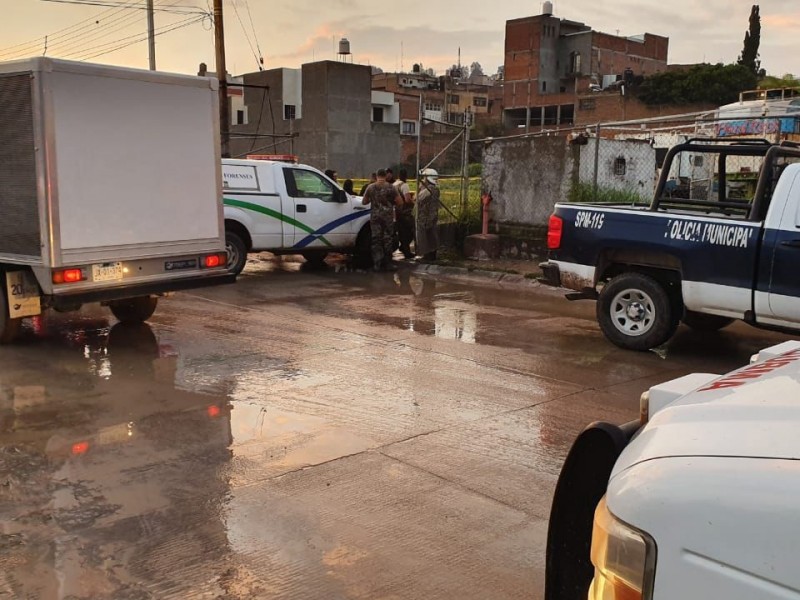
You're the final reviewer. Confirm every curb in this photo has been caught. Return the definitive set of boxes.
[408,262,555,293]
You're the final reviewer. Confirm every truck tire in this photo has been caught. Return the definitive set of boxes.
[225,231,248,275]
[109,296,158,324]
[353,226,372,267]
[597,272,678,351]
[302,251,328,268]
[682,310,735,331]
[0,289,22,345]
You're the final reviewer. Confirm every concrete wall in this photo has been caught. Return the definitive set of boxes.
[482,135,657,226]
[579,138,655,201]
[482,136,579,225]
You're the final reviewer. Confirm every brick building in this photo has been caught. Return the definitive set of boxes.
[503,3,670,130]
[372,69,501,167]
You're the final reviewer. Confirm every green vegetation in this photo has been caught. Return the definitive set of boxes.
[635,63,757,107]
[738,5,762,77]
[758,74,799,90]
[569,182,649,205]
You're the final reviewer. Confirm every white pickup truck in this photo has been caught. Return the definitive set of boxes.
[222,159,372,273]
[545,340,800,600]
[0,58,231,343]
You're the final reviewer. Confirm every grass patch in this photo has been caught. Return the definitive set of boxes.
[569,182,649,205]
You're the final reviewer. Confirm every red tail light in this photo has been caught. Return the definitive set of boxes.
[547,215,563,250]
[207,405,221,418]
[53,269,84,284]
[71,441,90,455]
[203,253,225,268]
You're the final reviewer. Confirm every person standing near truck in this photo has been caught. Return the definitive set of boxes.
[362,169,402,272]
[415,168,440,261]
[393,169,415,259]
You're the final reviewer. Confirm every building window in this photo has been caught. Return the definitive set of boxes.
[542,81,547,93]
[236,109,246,125]
[372,106,384,122]
[570,51,581,75]
[473,96,487,107]
[448,94,460,104]
[401,120,417,136]
[579,98,595,111]
[425,102,442,112]
[614,157,627,176]
[284,104,296,120]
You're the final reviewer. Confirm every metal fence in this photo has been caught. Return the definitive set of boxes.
[476,112,800,227]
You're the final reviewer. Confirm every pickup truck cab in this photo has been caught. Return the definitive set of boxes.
[541,139,800,350]
[545,340,800,600]
[222,158,372,273]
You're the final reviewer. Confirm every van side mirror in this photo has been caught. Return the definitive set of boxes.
[335,188,348,203]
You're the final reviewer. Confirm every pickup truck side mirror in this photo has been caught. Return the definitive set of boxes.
[335,188,348,203]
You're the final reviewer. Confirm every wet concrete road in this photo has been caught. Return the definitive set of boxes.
[1,256,792,599]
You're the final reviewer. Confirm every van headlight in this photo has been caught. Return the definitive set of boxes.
[589,496,656,600]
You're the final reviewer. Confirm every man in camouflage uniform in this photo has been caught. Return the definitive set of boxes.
[362,169,402,271]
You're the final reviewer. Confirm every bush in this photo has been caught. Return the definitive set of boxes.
[569,182,649,205]
[467,163,482,177]
[636,63,758,107]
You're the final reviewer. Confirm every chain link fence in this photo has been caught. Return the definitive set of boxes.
[477,113,800,227]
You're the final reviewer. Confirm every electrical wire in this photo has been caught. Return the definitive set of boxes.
[0,0,141,59]
[230,0,260,70]
[242,0,263,67]
[77,14,205,61]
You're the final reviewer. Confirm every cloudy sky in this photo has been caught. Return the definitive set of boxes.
[2,1,797,78]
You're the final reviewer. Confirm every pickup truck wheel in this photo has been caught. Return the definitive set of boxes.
[682,311,735,331]
[302,251,328,267]
[109,296,158,324]
[597,273,677,351]
[0,290,22,344]
[353,226,372,267]
[225,231,248,275]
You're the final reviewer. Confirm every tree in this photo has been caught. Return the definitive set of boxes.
[636,63,758,106]
[737,5,761,76]
[469,62,484,78]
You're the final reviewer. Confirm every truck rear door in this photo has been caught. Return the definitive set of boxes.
[281,167,349,248]
[222,162,283,248]
[758,165,800,324]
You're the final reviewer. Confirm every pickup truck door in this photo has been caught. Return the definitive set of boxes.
[281,167,350,249]
[222,163,283,249]
[762,168,800,323]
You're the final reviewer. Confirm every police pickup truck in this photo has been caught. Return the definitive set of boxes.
[222,158,372,274]
[540,138,800,351]
[545,339,800,600]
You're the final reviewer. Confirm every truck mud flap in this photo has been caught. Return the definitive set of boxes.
[544,420,639,600]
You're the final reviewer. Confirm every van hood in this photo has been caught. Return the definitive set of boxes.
[612,342,800,476]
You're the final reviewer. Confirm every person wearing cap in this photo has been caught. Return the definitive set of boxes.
[415,168,440,261]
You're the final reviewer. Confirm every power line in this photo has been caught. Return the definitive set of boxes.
[242,0,263,67]
[229,0,259,70]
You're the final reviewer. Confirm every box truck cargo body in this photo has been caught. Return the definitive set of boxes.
[0,58,233,342]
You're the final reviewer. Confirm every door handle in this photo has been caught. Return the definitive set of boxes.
[780,239,800,248]
[297,204,307,213]
[353,205,368,210]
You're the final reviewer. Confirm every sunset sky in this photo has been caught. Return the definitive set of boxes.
[2,1,797,78]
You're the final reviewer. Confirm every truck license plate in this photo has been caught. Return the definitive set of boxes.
[92,262,123,282]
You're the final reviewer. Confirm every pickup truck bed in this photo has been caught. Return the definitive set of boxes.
[541,139,800,350]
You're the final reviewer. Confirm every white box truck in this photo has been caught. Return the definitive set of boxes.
[0,58,232,342]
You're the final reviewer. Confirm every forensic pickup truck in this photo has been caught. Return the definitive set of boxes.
[540,138,800,351]
[545,339,800,600]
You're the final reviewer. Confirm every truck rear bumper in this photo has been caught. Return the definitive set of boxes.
[48,272,235,308]
[539,261,562,287]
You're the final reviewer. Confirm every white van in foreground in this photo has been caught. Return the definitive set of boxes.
[222,159,372,273]
[546,340,800,600]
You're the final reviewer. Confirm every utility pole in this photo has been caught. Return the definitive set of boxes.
[146,0,156,70]
[213,0,230,157]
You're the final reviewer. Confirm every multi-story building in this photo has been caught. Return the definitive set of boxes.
[503,2,669,130]
[230,61,400,176]
[372,68,501,167]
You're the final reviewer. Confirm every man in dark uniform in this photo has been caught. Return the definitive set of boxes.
[362,169,402,271]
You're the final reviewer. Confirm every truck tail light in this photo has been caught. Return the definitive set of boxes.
[547,215,563,250]
[53,269,84,284]
[203,253,226,268]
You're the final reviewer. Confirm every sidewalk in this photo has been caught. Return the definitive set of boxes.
[401,253,548,291]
